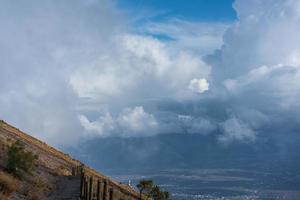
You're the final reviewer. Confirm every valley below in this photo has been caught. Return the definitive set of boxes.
[107,167,300,200]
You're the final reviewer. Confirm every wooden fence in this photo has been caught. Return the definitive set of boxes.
[72,165,142,200]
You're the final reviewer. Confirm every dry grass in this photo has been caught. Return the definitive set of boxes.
[20,177,51,200]
[31,177,52,194]
[0,192,10,200]
[54,165,71,176]
[0,171,19,196]
[24,188,44,200]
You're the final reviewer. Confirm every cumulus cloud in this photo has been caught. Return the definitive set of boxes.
[69,33,211,107]
[188,78,209,94]
[79,106,158,137]
[209,0,300,142]
[79,113,115,136]
[223,0,300,101]
[117,106,159,136]
[212,0,300,81]
[0,0,215,145]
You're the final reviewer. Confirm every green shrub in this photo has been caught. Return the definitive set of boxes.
[6,140,38,179]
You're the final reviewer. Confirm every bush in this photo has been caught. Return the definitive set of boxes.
[6,141,38,179]
[137,179,170,200]
[0,171,19,195]
[151,185,170,200]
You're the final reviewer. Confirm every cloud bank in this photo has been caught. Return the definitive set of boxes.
[1,0,300,147]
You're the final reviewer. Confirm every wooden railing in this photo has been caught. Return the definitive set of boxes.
[72,165,143,200]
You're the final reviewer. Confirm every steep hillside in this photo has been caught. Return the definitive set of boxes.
[0,120,142,200]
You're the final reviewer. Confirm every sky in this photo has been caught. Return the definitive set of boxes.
[1,0,300,160]
[116,0,236,22]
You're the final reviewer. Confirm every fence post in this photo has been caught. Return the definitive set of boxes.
[80,172,85,199]
[72,166,75,176]
[78,165,81,176]
[96,179,101,200]
[89,176,93,200]
[103,180,107,200]
[109,188,113,200]
[85,176,89,200]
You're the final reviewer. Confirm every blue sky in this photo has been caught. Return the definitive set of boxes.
[114,0,236,53]
[117,0,236,23]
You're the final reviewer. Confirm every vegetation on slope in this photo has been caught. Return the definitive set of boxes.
[0,140,51,200]
[7,140,38,179]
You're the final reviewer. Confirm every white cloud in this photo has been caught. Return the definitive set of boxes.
[79,113,115,137]
[223,63,300,109]
[218,117,256,144]
[207,0,300,143]
[188,78,209,94]
[79,106,158,137]
[117,106,159,136]
[0,0,217,145]
[213,0,300,82]
[69,34,211,103]
[0,0,123,146]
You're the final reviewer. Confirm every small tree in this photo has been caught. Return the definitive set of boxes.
[137,179,153,199]
[163,191,170,200]
[151,185,170,200]
[6,140,38,179]
[137,179,170,200]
